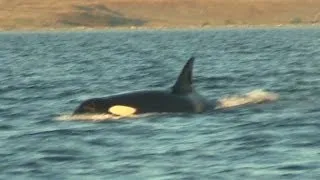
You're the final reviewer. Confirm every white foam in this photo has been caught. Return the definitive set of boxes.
[55,114,129,122]
[216,89,279,109]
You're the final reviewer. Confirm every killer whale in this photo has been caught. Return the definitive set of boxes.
[73,57,214,115]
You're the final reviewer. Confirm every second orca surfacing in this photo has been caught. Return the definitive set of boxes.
[73,57,214,116]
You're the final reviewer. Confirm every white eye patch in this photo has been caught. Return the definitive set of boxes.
[108,105,137,116]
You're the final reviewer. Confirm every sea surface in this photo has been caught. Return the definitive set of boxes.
[0,28,319,179]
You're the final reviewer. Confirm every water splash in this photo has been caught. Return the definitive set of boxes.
[55,114,130,122]
[216,89,279,109]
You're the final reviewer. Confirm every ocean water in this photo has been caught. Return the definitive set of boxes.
[0,28,319,179]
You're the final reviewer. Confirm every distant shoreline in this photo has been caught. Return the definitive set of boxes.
[1,0,319,32]
[1,24,320,33]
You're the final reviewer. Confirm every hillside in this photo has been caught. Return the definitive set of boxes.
[0,0,319,30]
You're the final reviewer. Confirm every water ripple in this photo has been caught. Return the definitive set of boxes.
[0,28,319,179]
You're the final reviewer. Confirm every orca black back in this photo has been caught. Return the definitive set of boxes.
[73,57,212,115]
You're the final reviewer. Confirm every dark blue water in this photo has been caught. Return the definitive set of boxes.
[0,28,319,179]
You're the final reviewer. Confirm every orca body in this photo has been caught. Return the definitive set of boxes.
[73,57,214,115]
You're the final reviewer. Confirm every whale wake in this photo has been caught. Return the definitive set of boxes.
[216,89,279,109]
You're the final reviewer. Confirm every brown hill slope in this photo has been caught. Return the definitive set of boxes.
[0,0,319,30]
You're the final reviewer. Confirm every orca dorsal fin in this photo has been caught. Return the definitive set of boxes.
[171,57,195,94]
